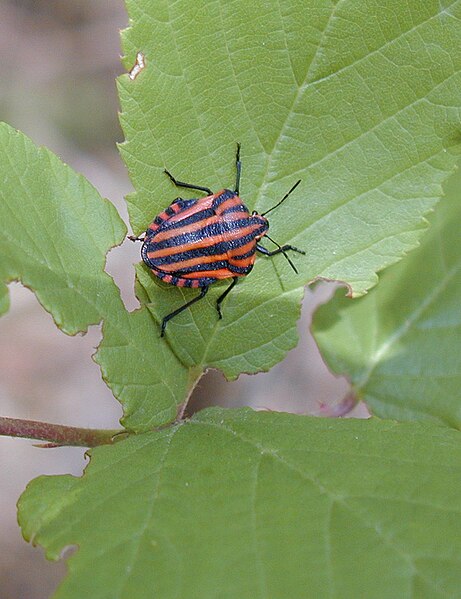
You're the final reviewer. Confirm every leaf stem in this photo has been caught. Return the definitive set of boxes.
[177,366,204,420]
[0,416,123,448]
[318,390,359,418]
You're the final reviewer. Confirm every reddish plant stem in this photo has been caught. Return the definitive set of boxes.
[0,416,122,448]
[318,390,359,418]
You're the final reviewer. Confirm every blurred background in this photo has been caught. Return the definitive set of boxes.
[0,2,364,597]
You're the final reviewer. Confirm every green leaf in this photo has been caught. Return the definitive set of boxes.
[19,408,461,598]
[0,123,126,335]
[313,165,461,427]
[135,264,303,379]
[116,0,461,383]
[0,123,189,430]
[0,280,8,318]
[95,307,191,430]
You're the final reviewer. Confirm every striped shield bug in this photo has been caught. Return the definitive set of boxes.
[129,144,305,336]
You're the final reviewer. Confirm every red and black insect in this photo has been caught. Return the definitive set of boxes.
[130,144,304,336]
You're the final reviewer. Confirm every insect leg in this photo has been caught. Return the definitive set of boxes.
[164,169,213,195]
[234,143,241,195]
[161,286,209,337]
[216,277,238,319]
[128,235,145,242]
[256,237,305,275]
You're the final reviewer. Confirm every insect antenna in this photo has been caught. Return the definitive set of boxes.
[265,234,300,274]
[260,179,301,217]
